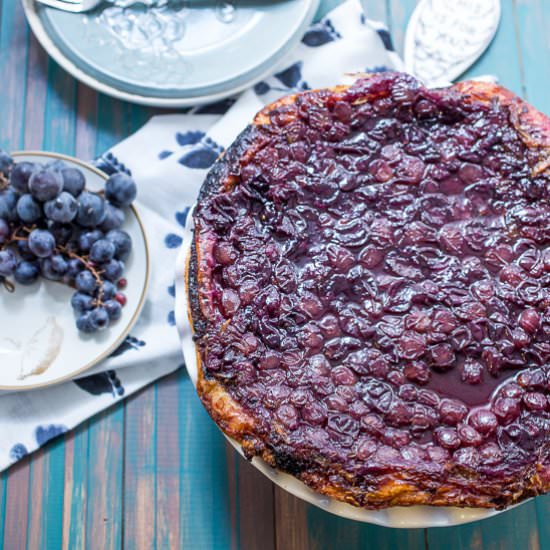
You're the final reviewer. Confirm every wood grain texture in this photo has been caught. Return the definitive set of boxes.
[155,372,181,550]
[0,0,548,548]
[23,34,48,151]
[124,385,157,550]
[61,428,87,550]
[0,1,29,151]
[274,488,310,550]
[75,83,99,161]
[514,0,550,115]
[27,441,66,550]
[237,456,275,550]
[305,506,426,550]
[86,406,124,550]
[3,462,30,550]
[178,372,234,549]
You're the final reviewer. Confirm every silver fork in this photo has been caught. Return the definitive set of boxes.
[35,0,103,12]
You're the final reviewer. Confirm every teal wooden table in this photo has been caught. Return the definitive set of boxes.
[0,1,549,548]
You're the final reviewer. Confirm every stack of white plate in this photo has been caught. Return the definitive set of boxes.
[23,0,319,107]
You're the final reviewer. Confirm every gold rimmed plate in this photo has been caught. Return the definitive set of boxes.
[0,152,150,391]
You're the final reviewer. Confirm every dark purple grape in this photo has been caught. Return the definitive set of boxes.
[90,307,109,330]
[10,161,36,193]
[49,223,73,245]
[16,194,41,223]
[40,258,62,281]
[28,168,63,201]
[492,397,520,424]
[101,281,116,300]
[78,229,103,253]
[439,399,467,425]
[14,260,39,285]
[0,189,19,221]
[105,229,132,261]
[104,299,122,321]
[519,309,540,335]
[0,249,17,276]
[76,191,106,227]
[102,259,124,282]
[28,229,55,258]
[89,239,115,263]
[44,192,78,223]
[60,167,85,197]
[71,292,94,313]
[461,358,483,385]
[17,239,34,260]
[66,258,83,278]
[105,173,137,207]
[75,270,97,294]
[523,392,547,411]
[100,203,125,232]
[76,312,95,333]
[435,427,461,450]
[469,409,498,435]
[457,424,482,446]
[398,332,427,359]
[0,150,13,176]
[50,254,68,275]
[404,361,430,384]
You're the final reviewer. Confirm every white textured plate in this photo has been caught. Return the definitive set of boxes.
[0,151,150,391]
[22,0,319,107]
[173,209,522,528]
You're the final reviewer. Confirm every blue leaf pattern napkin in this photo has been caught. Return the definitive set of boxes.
[0,0,401,470]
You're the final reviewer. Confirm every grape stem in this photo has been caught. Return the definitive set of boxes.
[57,244,106,304]
[0,276,14,293]
[1,226,106,305]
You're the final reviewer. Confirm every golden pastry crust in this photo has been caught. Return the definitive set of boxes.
[187,73,550,509]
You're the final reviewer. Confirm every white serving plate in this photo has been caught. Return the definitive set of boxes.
[173,209,522,528]
[0,151,150,391]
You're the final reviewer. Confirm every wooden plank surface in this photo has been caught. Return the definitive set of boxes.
[155,372,181,550]
[87,408,124,550]
[3,463,29,550]
[0,0,548,548]
[61,428,87,550]
[124,384,157,550]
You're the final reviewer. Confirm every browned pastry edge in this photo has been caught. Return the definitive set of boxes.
[186,75,550,509]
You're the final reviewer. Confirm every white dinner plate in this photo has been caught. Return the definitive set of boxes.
[0,151,150,391]
[173,209,523,528]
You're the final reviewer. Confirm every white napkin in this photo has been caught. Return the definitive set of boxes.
[0,0,401,470]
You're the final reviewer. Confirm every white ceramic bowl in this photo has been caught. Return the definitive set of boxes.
[0,151,150,391]
[174,210,520,528]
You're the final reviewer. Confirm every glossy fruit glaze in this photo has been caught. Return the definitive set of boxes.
[195,73,549,476]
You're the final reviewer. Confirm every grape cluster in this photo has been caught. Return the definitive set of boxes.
[0,151,137,333]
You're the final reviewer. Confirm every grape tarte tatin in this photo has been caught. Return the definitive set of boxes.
[187,72,549,509]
